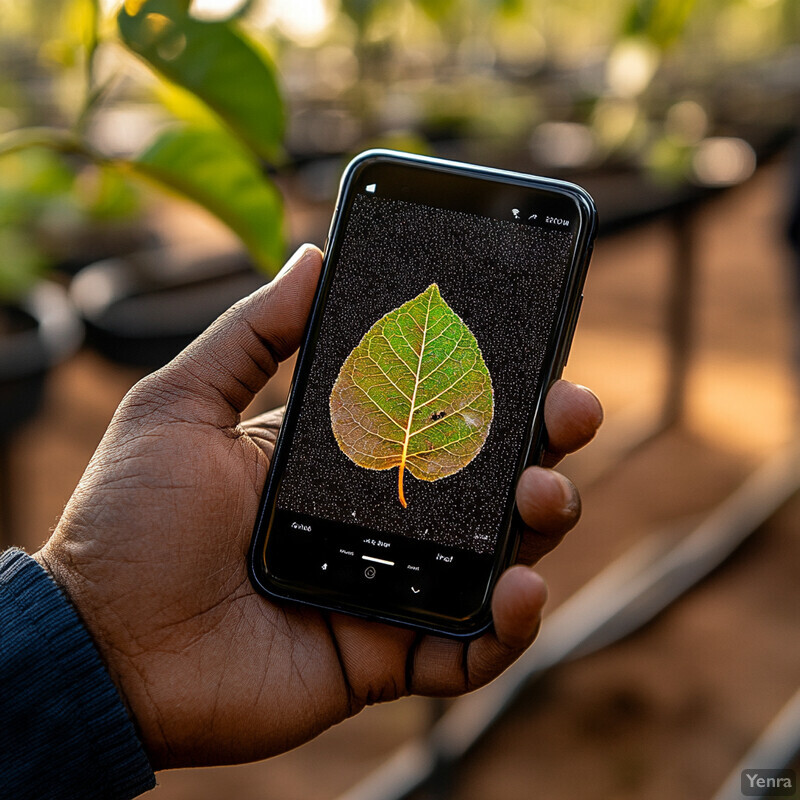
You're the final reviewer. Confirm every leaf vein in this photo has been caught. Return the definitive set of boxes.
[361,356,413,402]
[420,318,460,350]
[375,332,417,374]
[335,403,404,446]
[416,366,483,411]
[408,394,489,439]
[346,383,407,432]
[418,330,468,384]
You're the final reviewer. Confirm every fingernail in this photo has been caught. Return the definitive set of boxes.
[555,472,580,518]
[275,243,316,281]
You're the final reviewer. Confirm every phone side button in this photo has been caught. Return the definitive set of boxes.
[559,295,583,371]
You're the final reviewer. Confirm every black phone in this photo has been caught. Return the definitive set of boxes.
[248,149,597,638]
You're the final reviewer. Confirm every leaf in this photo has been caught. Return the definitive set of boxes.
[339,0,381,32]
[622,0,697,49]
[330,284,493,508]
[131,124,283,273]
[0,228,47,302]
[118,0,284,161]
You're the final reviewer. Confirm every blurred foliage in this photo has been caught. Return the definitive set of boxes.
[276,0,798,181]
[623,0,698,49]
[118,0,284,160]
[0,228,48,301]
[132,124,282,263]
[0,0,286,301]
[1,0,799,300]
[0,147,140,299]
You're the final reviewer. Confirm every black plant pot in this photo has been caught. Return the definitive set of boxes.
[0,282,83,545]
[0,282,84,438]
[43,221,163,277]
[70,246,270,371]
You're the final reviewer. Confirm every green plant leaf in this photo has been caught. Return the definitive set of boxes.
[340,0,380,32]
[0,228,47,302]
[117,0,283,161]
[623,0,697,49]
[330,284,493,508]
[131,124,283,273]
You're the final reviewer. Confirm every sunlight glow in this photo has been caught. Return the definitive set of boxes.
[665,100,708,145]
[530,122,595,168]
[192,0,249,22]
[260,0,335,45]
[692,137,756,186]
[606,38,660,98]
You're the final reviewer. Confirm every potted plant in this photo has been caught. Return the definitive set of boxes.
[1,0,287,369]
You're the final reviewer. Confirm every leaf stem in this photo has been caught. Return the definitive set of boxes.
[84,0,100,102]
[398,468,407,508]
[0,127,109,163]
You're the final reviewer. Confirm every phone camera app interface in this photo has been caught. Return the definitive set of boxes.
[266,182,580,620]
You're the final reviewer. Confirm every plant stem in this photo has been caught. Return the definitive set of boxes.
[0,127,109,164]
[85,0,100,99]
[75,0,102,135]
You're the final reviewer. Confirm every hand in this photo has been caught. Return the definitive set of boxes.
[35,245,602,770]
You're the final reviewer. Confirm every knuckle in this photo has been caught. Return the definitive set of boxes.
[117,369,185,422]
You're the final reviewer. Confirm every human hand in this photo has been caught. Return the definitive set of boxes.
[35,245,602,770]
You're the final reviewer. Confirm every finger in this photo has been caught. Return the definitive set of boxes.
[147,245,322,425]
[239,407,286,459]
[240,406,285,434]
[327,613,417,710]
[408,567,547,695]
[514,466,580,564]
[467,566,547,684]
[542,380,603,467]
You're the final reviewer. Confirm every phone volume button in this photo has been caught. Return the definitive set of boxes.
[558,295,583,371]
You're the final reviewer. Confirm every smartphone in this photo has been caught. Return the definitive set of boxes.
[248,149,597,638]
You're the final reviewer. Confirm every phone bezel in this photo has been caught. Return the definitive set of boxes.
[248,149,597,638]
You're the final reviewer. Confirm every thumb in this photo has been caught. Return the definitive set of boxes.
[151,244,322,425]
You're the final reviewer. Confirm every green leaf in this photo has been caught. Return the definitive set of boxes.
[330,284,494,508]
[340,0,380,32]
[416,0,458,25]
[623,0,697,49]
[0,228,48,302]
[118,0,283,161]
[131,124,283,273]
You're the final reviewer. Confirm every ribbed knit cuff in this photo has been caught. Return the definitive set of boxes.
[0,548,156,800]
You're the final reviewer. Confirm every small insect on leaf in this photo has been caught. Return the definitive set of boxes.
[330,284,493,507]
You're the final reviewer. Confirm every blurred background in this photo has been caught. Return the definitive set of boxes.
[1,0,799,798]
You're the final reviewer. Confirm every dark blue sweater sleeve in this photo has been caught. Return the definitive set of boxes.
[0,549,156,799]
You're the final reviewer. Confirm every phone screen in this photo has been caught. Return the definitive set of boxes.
[252,153,595,635]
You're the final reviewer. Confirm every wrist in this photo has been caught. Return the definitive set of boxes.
[32,545,165,768]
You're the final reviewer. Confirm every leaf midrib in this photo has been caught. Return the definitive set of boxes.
[399,287,436,481]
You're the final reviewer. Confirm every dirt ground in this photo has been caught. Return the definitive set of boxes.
[4,159,799,799]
